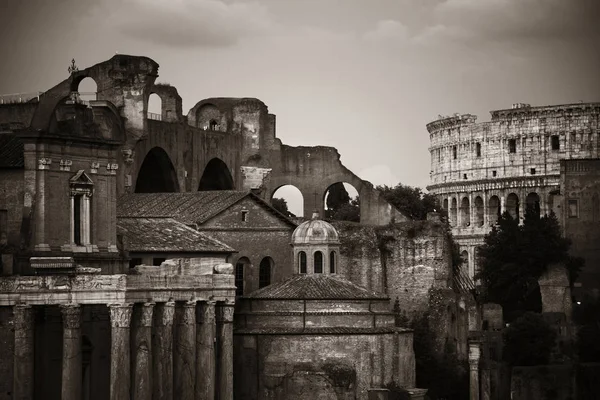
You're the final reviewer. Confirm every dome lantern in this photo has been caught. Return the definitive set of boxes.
[291,216,340,275]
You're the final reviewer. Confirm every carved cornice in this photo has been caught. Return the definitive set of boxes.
[60,303,81,329]
[427,175,560,194]
[196,301,216,324]
[13,304,34,331]
[109,303,133,328]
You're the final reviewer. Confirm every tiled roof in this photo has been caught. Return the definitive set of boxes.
[0,134,24,168]
[245,274,389,300]
[117,217,234,253]
[234,327,408,335]
[117,191,296,227]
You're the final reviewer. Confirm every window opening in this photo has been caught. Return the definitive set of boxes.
[476,143,481,157]
[508,139,516,153]
[453,146,457,159]
[241,210,248,222]
[129,257,142,269]
[259,258,272,288]
[299,251,307,274]
[314,251,323,273]
[153,258,166,266]
[329,251,336,273]
[492,171,497,177]
[551,135,560,150]
[568,199,579,218]
[530,168,536,175]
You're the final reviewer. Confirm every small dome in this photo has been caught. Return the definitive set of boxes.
[291,215,340,245]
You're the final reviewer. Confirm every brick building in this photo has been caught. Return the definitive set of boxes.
[427,102,600,279]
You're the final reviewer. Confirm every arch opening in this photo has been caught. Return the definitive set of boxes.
[299,251,307,274]
[259,257,273,288]
[323,182,360,222]
[460,197,470,227]
[147,93,162,121]
[450,198,458,227]
[235,257,250,296]
[525,192,541,217]
[488,196,501,226]
[314,251,323,273]
[474,196,484,227]
[135,147,179,193]
[76,77,97,104]
[506,193,520,220]
[198,158,234,191]
[196,104,221,130]
[271,185,303,218]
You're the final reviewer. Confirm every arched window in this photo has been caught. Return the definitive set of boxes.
[209,119,219,130]
[314,251,323,273]
[299,251,307,274]
[259,257,272,288]
[329,251,336,273]
[235,261,245,296]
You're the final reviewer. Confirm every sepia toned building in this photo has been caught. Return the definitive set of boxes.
[427,102,600,280]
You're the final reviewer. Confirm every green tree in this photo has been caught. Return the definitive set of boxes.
[376,183,441,220]
[503,312,557,366]
[477,207,582,320]
[271,197,295,218]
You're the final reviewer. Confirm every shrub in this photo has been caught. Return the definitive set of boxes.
[503,312,556,366]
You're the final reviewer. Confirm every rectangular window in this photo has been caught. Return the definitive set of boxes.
[551,135,560,150]
[129,257,142,268]
[241,210,248,222]
[508,139,516,153]
[492,170,497,177]
[463,174,467,180]
[453,146,457,159]
[568,199,579,218]
[530,168,536,175]
[476,142,481,157]
[73,195,82,245]
[153,257,166,266]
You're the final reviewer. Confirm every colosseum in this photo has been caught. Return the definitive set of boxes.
[426,102,600,279]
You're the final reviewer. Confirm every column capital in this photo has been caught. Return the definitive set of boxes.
[138,302,155,327]
[177,301,196,325]
[216,302,235,323]
[196,301,216,324]
[156,301,175,326]
[14,304,34,331]
[109,303,133,328]
[60,303,82,329]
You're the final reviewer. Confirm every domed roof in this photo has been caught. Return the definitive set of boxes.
[291,213,340,245]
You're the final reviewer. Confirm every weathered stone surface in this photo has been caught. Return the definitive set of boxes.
[109,303,132,400]
[174,301,196,400]
[196,301,216,400]
[132,302,154,400]
[213,263,233,275]
[153,302,175,400]
[217,303,234,400]
[60,303,82,400]
[13,304,34,400]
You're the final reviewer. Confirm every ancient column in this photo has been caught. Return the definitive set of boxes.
[500,195,505,215]
[216,302,234,400]
[174,301,196,400]
[109,303,133,400]
[132,302,154,400]
[195,301,216,400]
[61,303,82,400]
[468,338,482,400]
[14,304,34,400]
[153,301,175,400]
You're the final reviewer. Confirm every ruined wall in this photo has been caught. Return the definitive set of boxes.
[198,196,295,294]
[560,158,600,291]
[333,220,452,315]
[234,332,415,400]
[427,103,600,278]
[0,169,24,248]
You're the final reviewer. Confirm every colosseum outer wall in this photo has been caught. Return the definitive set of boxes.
[426,102,600,279]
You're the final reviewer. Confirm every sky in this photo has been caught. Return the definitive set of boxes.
[1,0,599,197]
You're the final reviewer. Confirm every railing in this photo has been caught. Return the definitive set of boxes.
[0,91,45,104]
[147,112,162,121]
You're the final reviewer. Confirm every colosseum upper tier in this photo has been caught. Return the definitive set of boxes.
[426,102,600,278]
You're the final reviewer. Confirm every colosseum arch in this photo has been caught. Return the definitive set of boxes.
[506,193,520,220]
[474,196,484,227]
[198,158,234,191]
[525,192,541,217]
[135,147,179,193]
[450,198,458,226]
[460,197,470,227]
[488,196,501,226]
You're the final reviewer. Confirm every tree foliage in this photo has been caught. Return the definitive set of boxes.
[376,183,441,220]
[476,207,583,320]
[325,183,360,222]
[271,197,295,218]
[503,312,557,366]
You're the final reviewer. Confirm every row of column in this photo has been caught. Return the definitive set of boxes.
[12,301,234,400]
